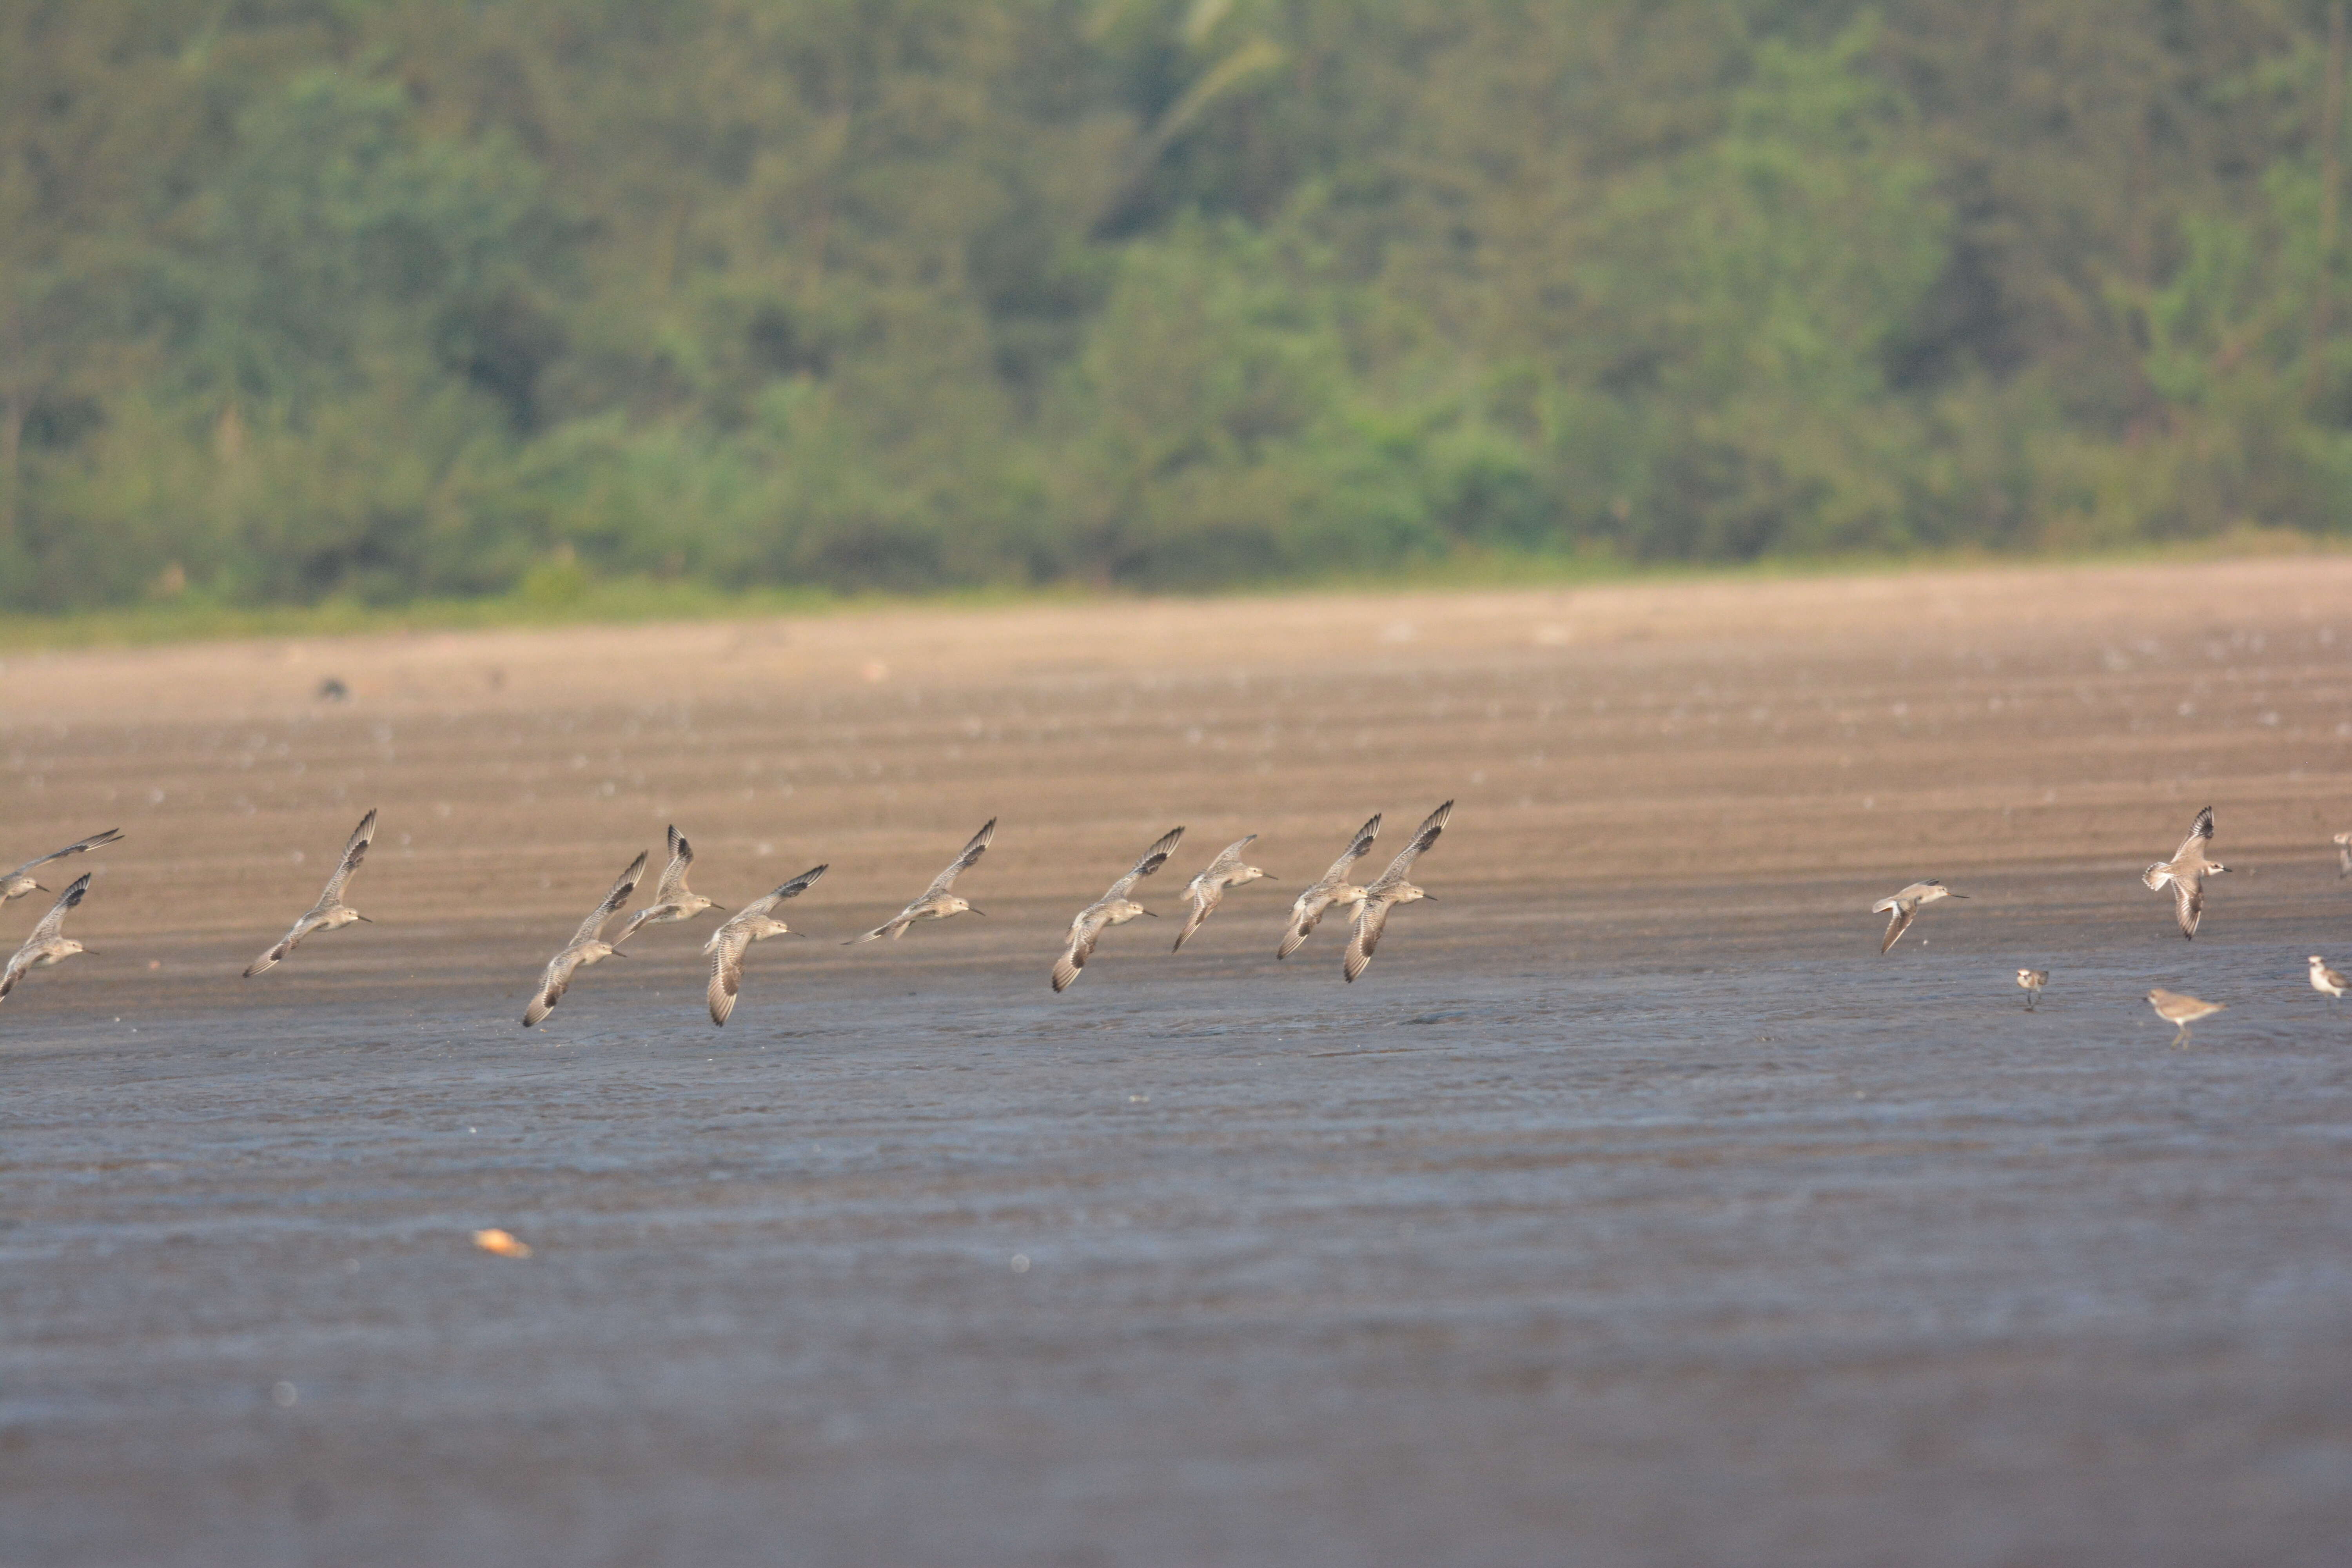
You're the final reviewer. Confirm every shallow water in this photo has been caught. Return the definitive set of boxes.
[5,882,2351,1566]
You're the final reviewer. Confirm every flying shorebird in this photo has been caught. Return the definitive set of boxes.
[1,873,93,1002]
[1051,826,1184,993]
[2311,955,2348,1001]
[2017,967,2047,1010]
[1872,880,1965,954]
[2143,806,2228,939]
[2334,831,2352,878]
[1,829,124,907]
[1277,813,1380,960]
[614,825,720,944]
[2145,987,2224,1048]
[1344,800,1453,984]
[849,819,995,943]
[706,863,827,1025]
[522,851,649,1027]
[243,809,377,977]
[1172,834,1275,953]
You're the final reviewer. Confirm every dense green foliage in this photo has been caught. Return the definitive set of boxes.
[5,1,2352,610]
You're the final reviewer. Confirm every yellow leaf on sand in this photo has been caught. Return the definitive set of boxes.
[473,1228,532,1258]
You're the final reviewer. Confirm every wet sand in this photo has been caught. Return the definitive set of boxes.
[4,559,2352,1564]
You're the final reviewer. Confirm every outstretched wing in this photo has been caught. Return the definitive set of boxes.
[244,913,319,977]
[29,874,90,945]
[1878,903,1916,954]
[572,852,650,948]
[1199,833,1258,884]
[653,825,694,902]
[1308,815,1381,897]
[1343,899,1392,983]
[1052,912,1106,992]
[7,828,125,880]
[2173,877,2203,938]
[312,808,377,910]
[2172,806,2215,864]
[1103,826,1185,902]
[707,928,751,1025]
[1172,884,1221,953]
[1369,801,1452,895]
[923,819,996,898]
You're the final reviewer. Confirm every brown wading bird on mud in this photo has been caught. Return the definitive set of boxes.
[245,809,377,977]
[2145,987,2224,1047]
[1344,800,1453,984]
[1052,827,1184,993]
[523,852,648,1027]
[849,819,995,943]
[706,864,827,1025]
[1,873,94,1001]
[1172,834,1276,953]
[1872,880,1964,954]
[2143,806,2227,939]
[0,829,124,906]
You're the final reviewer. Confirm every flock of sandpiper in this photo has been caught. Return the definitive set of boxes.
[0,802,1455,1028]
[1873,805,2350,1046]
[0,800,2343,1040]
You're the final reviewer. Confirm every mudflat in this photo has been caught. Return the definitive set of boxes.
[4,558,2351,1566]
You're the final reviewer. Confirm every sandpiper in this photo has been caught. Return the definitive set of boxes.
[523,851,649,1027]
[706,864,827,1025]
[615,825,721,944]
[1172,834,1275,953]
[1872,880,1965,954]
[2335,831,2352,878]
[850,819,995,943]
[244,809,377,977]
[1344,800,1452,984]
[2017,967,2047,1010]
[2143,806,2227,939]
[1,829,124,907]
[2145,987,2224,1047]
[2311,955,2348,1001]
[1277,814,1380,960]
[1052,827,1183,993]
[1,873,93,1002]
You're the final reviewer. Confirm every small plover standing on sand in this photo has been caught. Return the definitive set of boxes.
[850,819,995,942]
[1172,835,1275,953]
[706,864,827,1025]
[2143,806,2227,939]
[1,829,123,907]
[1278,814,1379,960]
[2145,987,2224,1047]
[523,852,648,1027]
[1344,800,1453,984]
[245,809,377,976]
[2310,955,2348,1001]
[614,826,720,944]
[2017,968,2047,1010]
[1872,880,1965,954]
[1052,827,1183,993]
[1,873,93,1001]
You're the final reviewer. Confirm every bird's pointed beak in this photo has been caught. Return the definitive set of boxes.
[354,914,374,923]
[607,949,629,958]
[1421,893,1439,901]
[80,949,99,956]
[786,930,804,938]
[1950,894,1969,900]
[965,906,987,916]
[33,884,47,893]
[1139,909,1158,917]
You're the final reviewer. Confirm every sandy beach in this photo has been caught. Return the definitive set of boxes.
[4,558,2350,1564]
